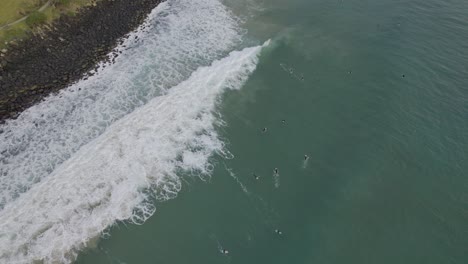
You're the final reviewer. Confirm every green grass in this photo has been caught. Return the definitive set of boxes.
[0,26,28,44]
[56,0,72,5]
[0,0,97,48]
[25,11,47,27]
[0,0,45,25]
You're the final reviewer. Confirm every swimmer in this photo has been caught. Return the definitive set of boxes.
[275,229,283,235]
[274,168,279,175]
[304,154,309,161]
[281,119,286,124]
[221,249,229,255]
[253,173,260,180]
[262,127,268,133]
[402,74,405,78]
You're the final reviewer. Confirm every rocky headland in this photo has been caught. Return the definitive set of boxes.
[0,0,162,123]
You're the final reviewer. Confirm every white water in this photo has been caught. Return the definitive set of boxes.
[274,173,280,188]
[0,0,242,209]
[0,38,269,263]
[0,0,269,262]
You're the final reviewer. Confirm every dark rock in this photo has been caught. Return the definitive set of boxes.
[0,0,162,123]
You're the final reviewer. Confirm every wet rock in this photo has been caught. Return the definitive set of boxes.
[0,0,163,123]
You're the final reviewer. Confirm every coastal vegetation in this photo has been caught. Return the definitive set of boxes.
[25,11,47,27]
[0,0,96,48]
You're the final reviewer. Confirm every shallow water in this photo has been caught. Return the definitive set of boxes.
[2,0,468,263]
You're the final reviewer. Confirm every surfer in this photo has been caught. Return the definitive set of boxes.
[253,173,260,180]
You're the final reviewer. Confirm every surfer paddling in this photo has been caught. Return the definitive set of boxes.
[253,173,260,180]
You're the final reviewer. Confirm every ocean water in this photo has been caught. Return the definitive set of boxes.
[1,0,468,263]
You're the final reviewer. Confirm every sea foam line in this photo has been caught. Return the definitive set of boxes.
[0,0,242,209]
[0,40,269,264]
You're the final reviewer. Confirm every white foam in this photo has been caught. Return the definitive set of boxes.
[0,0,242,209]
[274,172,280,188]
[0,40,269,263]
[225,166,250,194]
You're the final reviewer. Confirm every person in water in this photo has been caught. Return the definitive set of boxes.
[221,249,229,255]
[253,173,260,180]
[262,127,268,133]
[304,154,309,161]
[274,168,279,175]
[275,229,283,235]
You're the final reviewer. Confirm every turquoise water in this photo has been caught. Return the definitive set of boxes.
[75,0,468,263]
[1,0,467,262]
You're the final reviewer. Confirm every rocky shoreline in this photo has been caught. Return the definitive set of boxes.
[0,0,162,123]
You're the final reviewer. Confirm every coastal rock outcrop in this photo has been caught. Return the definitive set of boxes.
[0,0,162,123]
